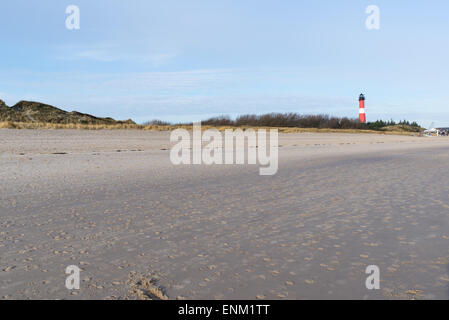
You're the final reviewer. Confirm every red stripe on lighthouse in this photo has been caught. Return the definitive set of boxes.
[359,94,366,123]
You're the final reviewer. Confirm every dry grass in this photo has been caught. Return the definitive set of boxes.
[144,124,420,136]
[0,121,143,130]
[0,121,420,136]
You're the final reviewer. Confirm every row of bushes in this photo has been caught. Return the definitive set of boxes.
[366,119,420,131]
[190,113,367,129]
[144,113,423,132]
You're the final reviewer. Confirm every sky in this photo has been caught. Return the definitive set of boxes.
[0,0,448,126]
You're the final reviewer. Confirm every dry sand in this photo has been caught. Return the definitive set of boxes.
[0,129,448,300]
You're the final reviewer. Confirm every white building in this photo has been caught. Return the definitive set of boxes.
[424,128,449,136]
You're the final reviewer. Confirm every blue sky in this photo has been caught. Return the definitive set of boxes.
[1,0,448,126]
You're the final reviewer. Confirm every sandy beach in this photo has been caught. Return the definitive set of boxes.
[1,129,448,299]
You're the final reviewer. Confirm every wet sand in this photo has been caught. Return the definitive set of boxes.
[0,129,448,300]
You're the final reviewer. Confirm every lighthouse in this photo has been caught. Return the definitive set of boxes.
[359,93,366,123]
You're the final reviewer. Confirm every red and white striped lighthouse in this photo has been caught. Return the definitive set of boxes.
[359,93,366,123]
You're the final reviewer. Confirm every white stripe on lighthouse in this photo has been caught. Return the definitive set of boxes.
[359,108,365,114]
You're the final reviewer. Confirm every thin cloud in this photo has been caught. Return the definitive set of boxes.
[55,43,177,66]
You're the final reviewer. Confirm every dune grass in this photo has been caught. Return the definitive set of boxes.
[0,121,421,136]
[0,121,143,130]
[144,124,420,135]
